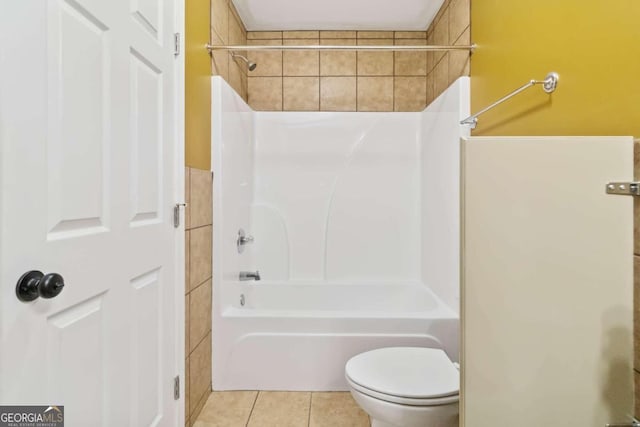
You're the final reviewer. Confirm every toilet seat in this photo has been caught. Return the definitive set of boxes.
[345,347,459,407]
[347,375,459,407]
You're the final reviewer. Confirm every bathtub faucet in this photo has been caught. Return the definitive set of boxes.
[239,270,261,281]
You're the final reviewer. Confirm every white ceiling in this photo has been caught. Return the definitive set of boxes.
[231,0,445,31]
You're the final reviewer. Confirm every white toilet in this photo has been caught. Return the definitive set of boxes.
[345,347,459,427]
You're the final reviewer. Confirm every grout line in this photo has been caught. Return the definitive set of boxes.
[317,44,321,112]
[307,392,313,427]
[281,37,284,111]
[392,40,396,112]
[189,276,212,293]
[191,387,211,423]
[355,45,359,111]
[186,223,213,232]
[245,391,260,427]
[187,330,211,359]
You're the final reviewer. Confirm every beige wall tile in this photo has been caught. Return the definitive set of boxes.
[284,39,320,76]
[283,31,319,39]
[426,74,435,105]
[190,169,213,228]
[635,141,640,254]
[635,256,640,370]
[248,77,283,111]
[191,388,209,424]
[357,39,393,76]
[248,31,283,39]
[228,12,244,45]
[210,32,229,82]
[449,27,470,84]
[634,140,640,181]
[395,77,427,111]
[395,31,427,39]
[189,332,212,414]
[309,392,369,427]
[185,231,190,293]
[433,54,449,98]
[185,168,191,230]
[432,0,451,26]
[320,39,356,76]
[357,77,394,111]
[449,0,470,43]
[241,72,248,101]
[228,0,244,29]
[636,197,640,255]
[189,279,212,353]
[248,39,283,77]
[211,0,228,43]
[395,39,427,76]
[185,356,190,425]
[229,59,244,96]
[185,293,190,355]
[284,77,320,111]
[320,77,356,111]
[432,7,450,64]
[636,370,640,419]
[189,225,212,290]
[198,391,258,425]
[243,0,466,113]
[321,31,356,39]
[357,31,394,39]
[426,30,435,74]
[247,392,311,427]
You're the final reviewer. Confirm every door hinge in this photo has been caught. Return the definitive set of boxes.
[606,182,640,196]
[174,33,181,57]
[173,203,187,228]
[173,375,180,400]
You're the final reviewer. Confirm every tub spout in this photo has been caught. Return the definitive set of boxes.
[239,270,261,281]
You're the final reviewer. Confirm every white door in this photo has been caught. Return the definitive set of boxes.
[0,0,183,426]
[461,137,634,426]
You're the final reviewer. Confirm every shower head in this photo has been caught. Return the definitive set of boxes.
[231,52,257,71]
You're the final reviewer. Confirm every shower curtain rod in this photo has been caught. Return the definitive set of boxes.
[205,44,476,52]
[460,72,559,129]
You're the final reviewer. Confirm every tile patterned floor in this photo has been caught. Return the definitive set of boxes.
[193,391,370,427]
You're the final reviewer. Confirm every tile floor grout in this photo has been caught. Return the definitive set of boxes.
[196,390,369,427]
[244,391,259,427]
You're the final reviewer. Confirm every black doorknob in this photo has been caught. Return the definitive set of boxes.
[16,271,65,302]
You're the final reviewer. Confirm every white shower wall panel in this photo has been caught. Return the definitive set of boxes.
[253,113,422,282]
[211,77,255,287]
[420,77,470,313]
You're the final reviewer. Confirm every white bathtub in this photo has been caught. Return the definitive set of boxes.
[212,281,459,391]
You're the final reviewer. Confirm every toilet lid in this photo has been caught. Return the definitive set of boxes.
[345,347,459,399]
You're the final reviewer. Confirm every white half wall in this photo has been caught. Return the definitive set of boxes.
[420,77,470,314]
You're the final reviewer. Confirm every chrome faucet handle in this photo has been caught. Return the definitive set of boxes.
[237,229,255,253]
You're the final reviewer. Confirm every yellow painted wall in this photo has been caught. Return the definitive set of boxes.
[185,0,211,170]
[471,0,640,136]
